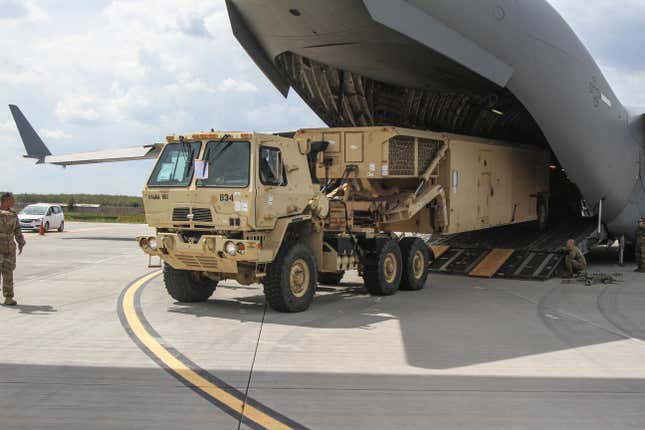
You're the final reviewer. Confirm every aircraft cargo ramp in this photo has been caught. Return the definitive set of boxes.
[426,218,605,280]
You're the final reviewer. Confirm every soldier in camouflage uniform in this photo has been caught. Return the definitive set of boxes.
[0,193,26,306]
[637,218,645,273]
[564,238,587,278]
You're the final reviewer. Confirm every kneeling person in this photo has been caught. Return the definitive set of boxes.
[564,239,587,277]
[564,239,587,278]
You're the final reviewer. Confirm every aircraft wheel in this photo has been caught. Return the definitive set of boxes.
[399,237,430,291]
[363,238,402,296]
[263,243,316,312]
[163,264,217,302]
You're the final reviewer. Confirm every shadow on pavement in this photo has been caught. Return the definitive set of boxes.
[3,304,57,315]
[0,363,644,430]
[161,250,645,370]
[62,237,135,242]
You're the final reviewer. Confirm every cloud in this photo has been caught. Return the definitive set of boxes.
[0,0,26,19]
[217,78,258,93]
[177,13,212,38]
[0,0,45,21]
[0,118,14,132]
[39,128,72,139]
[55,95,105,125]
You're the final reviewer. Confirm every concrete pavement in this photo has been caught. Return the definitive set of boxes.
[1,222,645,429]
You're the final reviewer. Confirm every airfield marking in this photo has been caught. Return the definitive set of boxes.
[118,272,307,430]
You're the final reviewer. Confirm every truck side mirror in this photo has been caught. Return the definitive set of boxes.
[307,141,330,184]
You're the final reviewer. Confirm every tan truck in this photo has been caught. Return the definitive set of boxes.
[139,126,549,312]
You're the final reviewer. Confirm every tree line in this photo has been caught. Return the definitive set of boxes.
[13,193,143,208]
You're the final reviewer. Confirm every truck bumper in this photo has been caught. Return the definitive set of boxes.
[137,233,262,274]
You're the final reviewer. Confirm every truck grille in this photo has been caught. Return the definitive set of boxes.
[191,208,213,222]
[418,138,442,175]
[389,136,415,176]
[172,207,213,223]
[174,255,219,271]
[172,207,190,221]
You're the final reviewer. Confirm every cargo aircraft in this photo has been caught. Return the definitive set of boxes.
[9,0,644,241]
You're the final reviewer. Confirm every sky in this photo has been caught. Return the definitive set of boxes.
[0,0,644,196]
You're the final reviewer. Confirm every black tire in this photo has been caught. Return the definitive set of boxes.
[363,238,402,296]
[58,221,64,232]
[44,221,50,232]
[399,237,430,291]
[318,271,345,285]
[263,243,316,312]
[163,264,217,302]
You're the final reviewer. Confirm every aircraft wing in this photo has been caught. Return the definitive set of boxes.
[9,104,162,166]
[42,145,162,166]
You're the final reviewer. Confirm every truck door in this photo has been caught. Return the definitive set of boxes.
[255,145,291,229]
[255,142,314,229]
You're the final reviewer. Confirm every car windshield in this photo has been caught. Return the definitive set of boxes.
[21,206,47,215]
[197,141,250,188]
[148,142,202,187]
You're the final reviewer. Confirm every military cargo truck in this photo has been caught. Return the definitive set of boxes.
[138,127,549,312]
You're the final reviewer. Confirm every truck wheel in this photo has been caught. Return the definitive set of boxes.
[263,243,316,312]
[399,237,429,291]
[163,264,217,303]
[363,239,402,296]
[318,271,345,285]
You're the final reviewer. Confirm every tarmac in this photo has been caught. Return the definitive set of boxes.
[2,222,645,429]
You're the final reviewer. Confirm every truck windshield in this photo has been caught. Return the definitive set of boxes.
[148,142,202,187]
[197,140,250,188]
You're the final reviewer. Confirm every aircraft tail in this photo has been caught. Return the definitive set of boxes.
[8,105,52,162]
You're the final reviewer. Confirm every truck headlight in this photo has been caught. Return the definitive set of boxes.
[148,238,158,251]
[224,241,238,256]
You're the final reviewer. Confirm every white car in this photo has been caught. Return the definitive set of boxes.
[18,204,65,232]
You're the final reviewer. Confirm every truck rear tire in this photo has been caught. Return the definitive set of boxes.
[318,271,345,285]
[263,243,316,312]
[363,238,402,296]
[163,264,217,303]
[399,237,430,291]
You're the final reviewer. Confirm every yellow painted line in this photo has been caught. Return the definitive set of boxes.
[121,271,294,430]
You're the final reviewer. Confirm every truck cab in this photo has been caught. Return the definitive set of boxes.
[139,132,325,310]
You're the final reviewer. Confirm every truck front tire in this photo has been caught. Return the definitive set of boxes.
[363,239,402,296]
[399,237,430,291]
[263,243,317,313]
[163,264,217,303]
